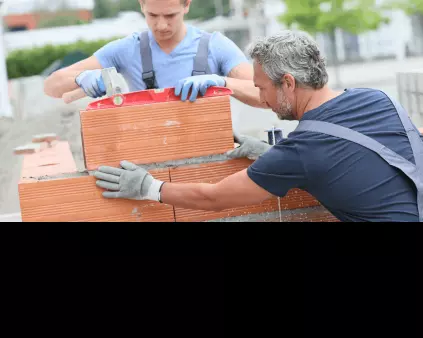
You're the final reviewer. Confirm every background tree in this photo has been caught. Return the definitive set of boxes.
[94,0,231,20]
[186,0,231,21]
[115,0,142,12]
[389,0,423,55]
[93,0,119,19]
[278,0,390,88]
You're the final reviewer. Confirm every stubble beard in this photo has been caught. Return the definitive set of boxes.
[274,88,294,121]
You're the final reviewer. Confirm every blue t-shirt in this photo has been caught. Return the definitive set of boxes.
[247,88,422,222]
[94,24,248,91]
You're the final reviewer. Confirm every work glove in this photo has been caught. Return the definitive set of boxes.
[175,74,226,102]
[94,160,165,201]
[75,69,106,98]
[226,132,272,160]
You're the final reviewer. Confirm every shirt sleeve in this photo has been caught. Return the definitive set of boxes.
[93,33,138,73]
[209,32,249,76]
[247,141,308,198]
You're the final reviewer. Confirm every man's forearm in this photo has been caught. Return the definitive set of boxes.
[225,77,268,109]
[160,182,225,211]
[44,69,82,98]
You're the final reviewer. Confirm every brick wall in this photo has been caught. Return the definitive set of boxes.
[18,89,339,222]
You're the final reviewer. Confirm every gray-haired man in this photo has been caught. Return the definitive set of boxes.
[94,30,423,222]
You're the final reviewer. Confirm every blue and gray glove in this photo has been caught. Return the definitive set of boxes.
[75,69,106,98]
[94,160,165,201]
[175,74,226,102]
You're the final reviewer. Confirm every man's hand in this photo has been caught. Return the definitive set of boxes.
[75,69,106,98]
[226,132,272,160]
[175,74,226,102]
[94,160,164,201]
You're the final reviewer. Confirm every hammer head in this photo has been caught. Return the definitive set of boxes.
[101,67,122,97]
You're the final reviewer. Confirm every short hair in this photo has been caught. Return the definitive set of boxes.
[247,30,328,89]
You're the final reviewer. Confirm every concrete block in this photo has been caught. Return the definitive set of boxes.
[80,95,234,170]
[396,69,423,126]
[170,158,320,222]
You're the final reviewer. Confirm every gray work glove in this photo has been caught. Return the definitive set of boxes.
[94,160,164,201]
[226,132,272,160]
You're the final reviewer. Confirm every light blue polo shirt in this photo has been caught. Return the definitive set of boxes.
[94,24,248,91]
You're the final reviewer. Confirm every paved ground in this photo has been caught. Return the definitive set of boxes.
[1,56,422,217]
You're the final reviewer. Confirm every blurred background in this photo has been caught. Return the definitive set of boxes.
[1,0,423,217]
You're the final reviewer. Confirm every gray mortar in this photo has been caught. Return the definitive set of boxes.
[28,169,90,181]
[138,153,233,171]
[27,153,233,180]
[207,206,326,222]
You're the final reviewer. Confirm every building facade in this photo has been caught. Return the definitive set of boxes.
[3,0,94,31]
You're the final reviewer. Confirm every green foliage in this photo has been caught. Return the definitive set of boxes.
[186,0,231,21]
[386,0,423,15]
[37,16,89,28]
[116,0,142,12]
[93,0,231,21]
[279,0,390,35]
[93,0,120,18]
[6,37,120,79]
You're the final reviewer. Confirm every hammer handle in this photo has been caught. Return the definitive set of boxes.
[62,88,86,104]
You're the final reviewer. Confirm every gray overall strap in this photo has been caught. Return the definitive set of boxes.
[192,32,212,76]
[295,120,423,221]
[140,30,158,89]
[384,93,423,171]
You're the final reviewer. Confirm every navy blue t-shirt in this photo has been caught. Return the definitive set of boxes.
[247,88,421,222]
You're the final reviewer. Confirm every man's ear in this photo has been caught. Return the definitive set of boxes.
[184,0,191,14]
[283,74,296,92]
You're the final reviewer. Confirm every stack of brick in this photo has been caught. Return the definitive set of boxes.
[18,88,338,222]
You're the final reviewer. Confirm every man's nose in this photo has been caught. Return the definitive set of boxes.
[156,18,168,30]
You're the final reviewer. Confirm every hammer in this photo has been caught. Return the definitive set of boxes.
[62,67,122,104]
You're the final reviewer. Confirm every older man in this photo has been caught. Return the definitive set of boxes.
[94,30,423,222]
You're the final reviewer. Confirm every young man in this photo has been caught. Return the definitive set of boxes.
[43,0,264,107]
[94,30,423,222]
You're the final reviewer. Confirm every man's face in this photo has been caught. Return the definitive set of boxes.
[253,61,295,121]
[141,0,189,42]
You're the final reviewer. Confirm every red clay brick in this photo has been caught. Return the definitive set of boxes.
[170,158,320,222]
[18,170,173,222]
[32,133,59,143]
[18,140,174,222]
[20,141,77,178]
[80,95,234,170]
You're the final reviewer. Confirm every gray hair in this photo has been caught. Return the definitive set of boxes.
[247,30,328,89]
